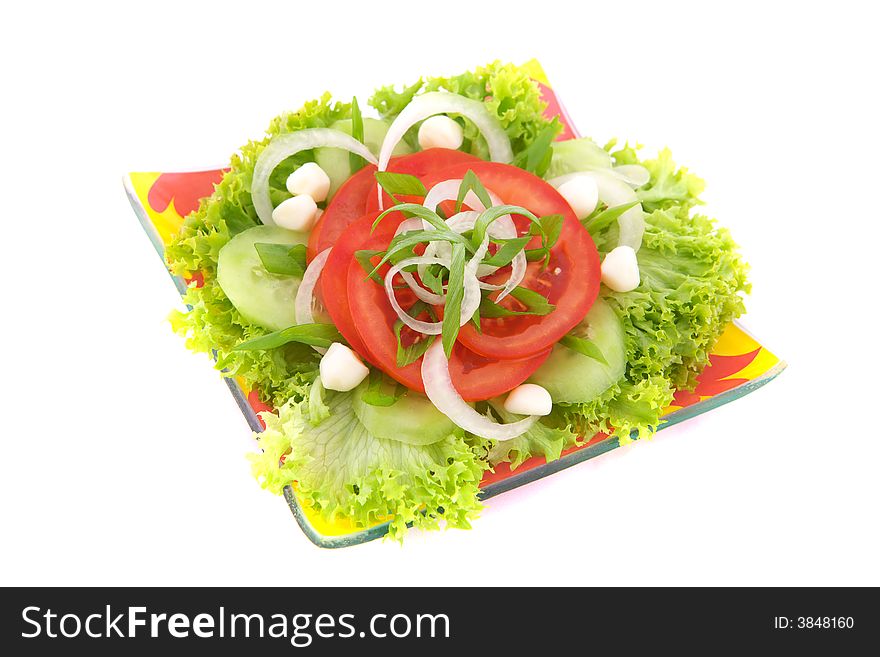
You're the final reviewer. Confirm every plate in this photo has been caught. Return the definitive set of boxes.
[124,60,785,548]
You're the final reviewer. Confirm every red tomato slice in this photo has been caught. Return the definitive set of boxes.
[318,211,384,363]
[365,148,483,214]
[421,161,601,360]
[345,214,550,401]
[447,346,550,402]
[309,150,482,259]
[386,147,483,178]
[308,164,377,260]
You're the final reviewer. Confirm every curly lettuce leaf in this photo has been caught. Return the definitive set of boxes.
[485,404,581,471]
[370,61,558,158]
[555,150,749,446]
[491,148,749,461]
[165,94,350,404]
[308,377,331,425]
[250,387,484,541]
[551,374,674,446]
[169,279,317,407]
[606,141,705,212]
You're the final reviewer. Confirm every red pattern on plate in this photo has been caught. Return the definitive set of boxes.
[480,432,610,486]
[672,348,761,407]
[247,389,274,429]
[147,170,226,218]
[537,81,579,141]
[184,271,204,288]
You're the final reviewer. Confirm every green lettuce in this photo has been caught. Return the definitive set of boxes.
[169,279,318,407]
[250,388,484,541]
[488,144,749,463]
[552,374,675,446]
[608,141,706,212]
[370,61,557,158]
[554,146,748,447]
[165,94,351,405]
[486,404,581,471]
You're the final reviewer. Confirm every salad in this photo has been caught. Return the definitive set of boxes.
[166,62,749,541]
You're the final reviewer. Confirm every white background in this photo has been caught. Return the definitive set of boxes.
[1,0,878,586]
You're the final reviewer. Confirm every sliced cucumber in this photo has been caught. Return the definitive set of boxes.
[315,118,413,198]
[528,298,626,404]
[352,379,462,446]
[216,225,308,331]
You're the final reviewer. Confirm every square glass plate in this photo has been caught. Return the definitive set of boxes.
[124,60,785,548]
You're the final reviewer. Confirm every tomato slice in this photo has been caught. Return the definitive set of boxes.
[318,211,383,362]
[365,148,483,214]
[421,161,601,360]
[308,164,377,260]
[312,151,486,359]
[344,214,550,401]
[447,346,550,402]
[309,150,482,259]
[385,147,483,179]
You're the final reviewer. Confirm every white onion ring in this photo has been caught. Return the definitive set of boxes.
[612,164,650,188]
[460,233,490,324]
[441,211,503,282]
[419,241,451,281]
[548,164,650,189]
[417,210,474,288]
[393,217,424,236]
[419,211,502,286]
[549,171,645,252]
[422,181,499,215]
[587,171,645,251]
[400,267,447,305]
[376,92,513,209]
[394,218,448,305]
[447,211,525,301]
[393,212,496,308]
[484,213,525,302]
[421,341,537,440]
[443,210,483,235]
[546,172,585,188]
[420,186,526,301]
[385,256,448,335]
[384,242,486,333]
[252,129,377,226]
[294,247,332,353]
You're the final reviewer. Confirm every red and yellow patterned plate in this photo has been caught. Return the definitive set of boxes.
[124,60,785,548]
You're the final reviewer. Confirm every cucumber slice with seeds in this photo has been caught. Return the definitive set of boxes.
[352,379,462,446]
[216,225,308,331]
[528,298,626,404]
